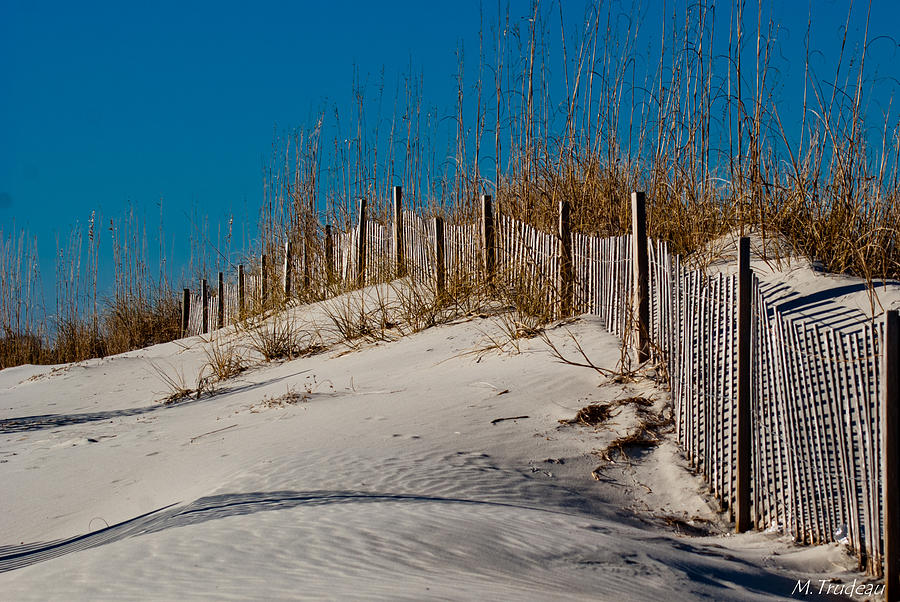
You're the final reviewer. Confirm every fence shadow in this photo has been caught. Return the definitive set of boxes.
[0,369,310,434]
[0,490,578,573]
[759,280,871,330]
[0,489,852,600]
[0,406,161,433]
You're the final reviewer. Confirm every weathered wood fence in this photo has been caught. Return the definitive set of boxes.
[178,187,896,591]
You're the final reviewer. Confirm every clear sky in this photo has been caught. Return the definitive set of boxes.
[2,0,899,320]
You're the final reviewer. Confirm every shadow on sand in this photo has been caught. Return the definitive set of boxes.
[0,489,856,600]
[0,370,307,434]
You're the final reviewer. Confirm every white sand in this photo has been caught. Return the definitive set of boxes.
[0,287,879,600]
[703,228,900,328]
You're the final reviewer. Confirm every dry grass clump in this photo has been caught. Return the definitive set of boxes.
[51,287,182,364]
[0,331,45,368]
[147,360,200,404]
[391,279,446,334]
[560,396,673,474]
[499,282,554,338]
[321,286,399,347]
[597,401,674,464]
[561,404,614,427]
[256,388,310,409]
[391,273,493,335]
[321,275,495,351]
[202,335,248,381]
[560,396,655,428]
[657,514,717,537]
[1,228,49,368]
[245,313,325,361]
[150,338,252,404]
[106,293,182,353]
[251,376,335,411]
[475,272,557,354]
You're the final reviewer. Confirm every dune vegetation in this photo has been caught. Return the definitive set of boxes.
[2,1,896,369]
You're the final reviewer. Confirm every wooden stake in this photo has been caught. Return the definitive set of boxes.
[283,240,292,299]
[261,254,268,308]
[736,236,753,533]
[481,194,495,284]
[393,186,405,277]
[357,198,367,287]
[884,310,900,599]
[434,215,445,297]
[558,200,573,317]
[302,237,311,290]
[631,191,650,362]
[181,288,190,336]
[201,278,209,335]
[325,224,334,285]
[217,271,225,329]
[238,264,245,318]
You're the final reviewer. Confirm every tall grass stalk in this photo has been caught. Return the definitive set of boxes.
[6,2,900,370]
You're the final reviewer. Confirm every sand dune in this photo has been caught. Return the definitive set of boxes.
[0,292,871,600]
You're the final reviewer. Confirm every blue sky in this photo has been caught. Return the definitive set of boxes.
[2,0,899,320]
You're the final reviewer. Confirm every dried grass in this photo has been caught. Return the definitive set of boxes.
[245,313,324,361]
[202,335,247,381]
[6,4,899,370]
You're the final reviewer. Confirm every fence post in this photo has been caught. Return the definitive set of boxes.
[631,191,650,363]
[302,237,311,290]
[325,224,335,285]
[558,200,573,317]
[357,198,367,287]
[736,236,753,533]
[434,215,445,297]
[201,278,209,335]
[481,194,495,284]
[238,264,245,318]
[260,254,268,308]
[181,288,190,336]
[393,186,405,277]
[217,271,225,329]
[284,240,292,299]
[884,310,900,599]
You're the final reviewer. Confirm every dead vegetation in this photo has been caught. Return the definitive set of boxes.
[560,395,675,478]
[597,401,674,465]
[202,335,248,381]
[560,403,615,427]
[147,360,204,404]
[250,376,334,412]
[321,287,399,348]
[559,396,654,428]
[244,313,325,361]
[254,388,310,410]
[656,514,717,537]
[5,3,898,380]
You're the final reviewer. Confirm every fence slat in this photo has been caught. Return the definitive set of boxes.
[884,312,900,596]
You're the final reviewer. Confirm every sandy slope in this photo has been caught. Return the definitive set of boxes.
[703,229,900,330]
[0,292,873,600]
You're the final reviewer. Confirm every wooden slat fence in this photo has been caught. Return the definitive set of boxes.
[444,221,480,286]
[365,219,394,285]
[402,210,436,287]
[177,191,891,578]
[496,213,561,312]
[647,236,886,575]
[571,232,633,339]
